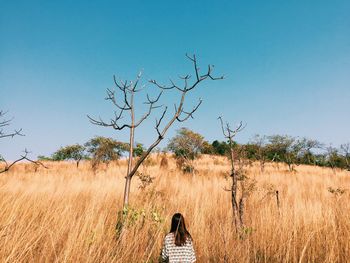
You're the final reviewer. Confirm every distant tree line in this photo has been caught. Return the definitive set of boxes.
[38,136,145,169]
[166,128,350,172]
[39,130,350,172]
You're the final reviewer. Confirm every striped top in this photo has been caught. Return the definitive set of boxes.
[161,233,196,263]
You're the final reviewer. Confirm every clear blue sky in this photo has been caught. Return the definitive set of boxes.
[1,0,349,160]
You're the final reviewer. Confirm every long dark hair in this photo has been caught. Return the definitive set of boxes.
[170,213,192,246]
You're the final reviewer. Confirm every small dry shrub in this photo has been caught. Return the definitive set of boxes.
[175,156,185,169]
[137,172,155,190]
[328,187,347,196]
[175,157,195,174]
[160,155,168,168]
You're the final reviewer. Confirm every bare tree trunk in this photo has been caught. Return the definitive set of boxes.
[123,176,132,208]
[76,157,81,168]
[229,138,241,233]
[123,92,135,208]
[275,190,280,209]
[231,181,240,232]
[238,196,245,227]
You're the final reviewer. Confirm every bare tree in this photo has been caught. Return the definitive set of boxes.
[88,54,222,209]
[0,110,46,173]
[219,117,249,234]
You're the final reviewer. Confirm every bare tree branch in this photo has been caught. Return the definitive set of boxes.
[155,106,168,138]
[130,71,142,92]
[176,99,202,122]
[0,149,48,174]
[87,114,133,130]
[0,128,24,139]
[150,54,224,93]
[0,111,46,174]
[218,116,229,138]
[0,111,25,139]
[105,88,131,111]
[218,116,245,139]
[186,53,200,81]
[149,79,178,91]
[134,91,163,128]
[113,75,132,92]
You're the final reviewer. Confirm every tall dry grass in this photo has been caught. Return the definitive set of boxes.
[0,155,349,262]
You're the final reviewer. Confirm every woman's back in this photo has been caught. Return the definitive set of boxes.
[161,233,196,263]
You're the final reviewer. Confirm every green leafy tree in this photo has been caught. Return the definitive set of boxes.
[267,135,302,171]
[133,143,145,157]
[325,145,346,171]
[168,128,205,173]
[51,144,87,167]
[340,143,350,171]
[201,141,215,154]
[168,128,204,160]
[37,155,53,161]
[85,136,127,170]
[242,143,259,160]
[298,138,322,165]
[248,134,268,172]
[211,140,231,156]
[265,135,287,162]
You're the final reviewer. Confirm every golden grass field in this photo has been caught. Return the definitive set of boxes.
[0,155,349,263]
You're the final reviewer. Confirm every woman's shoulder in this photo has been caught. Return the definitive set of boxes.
[164,232,174,241]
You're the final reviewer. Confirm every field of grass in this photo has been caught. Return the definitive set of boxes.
[0,155,349,262]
